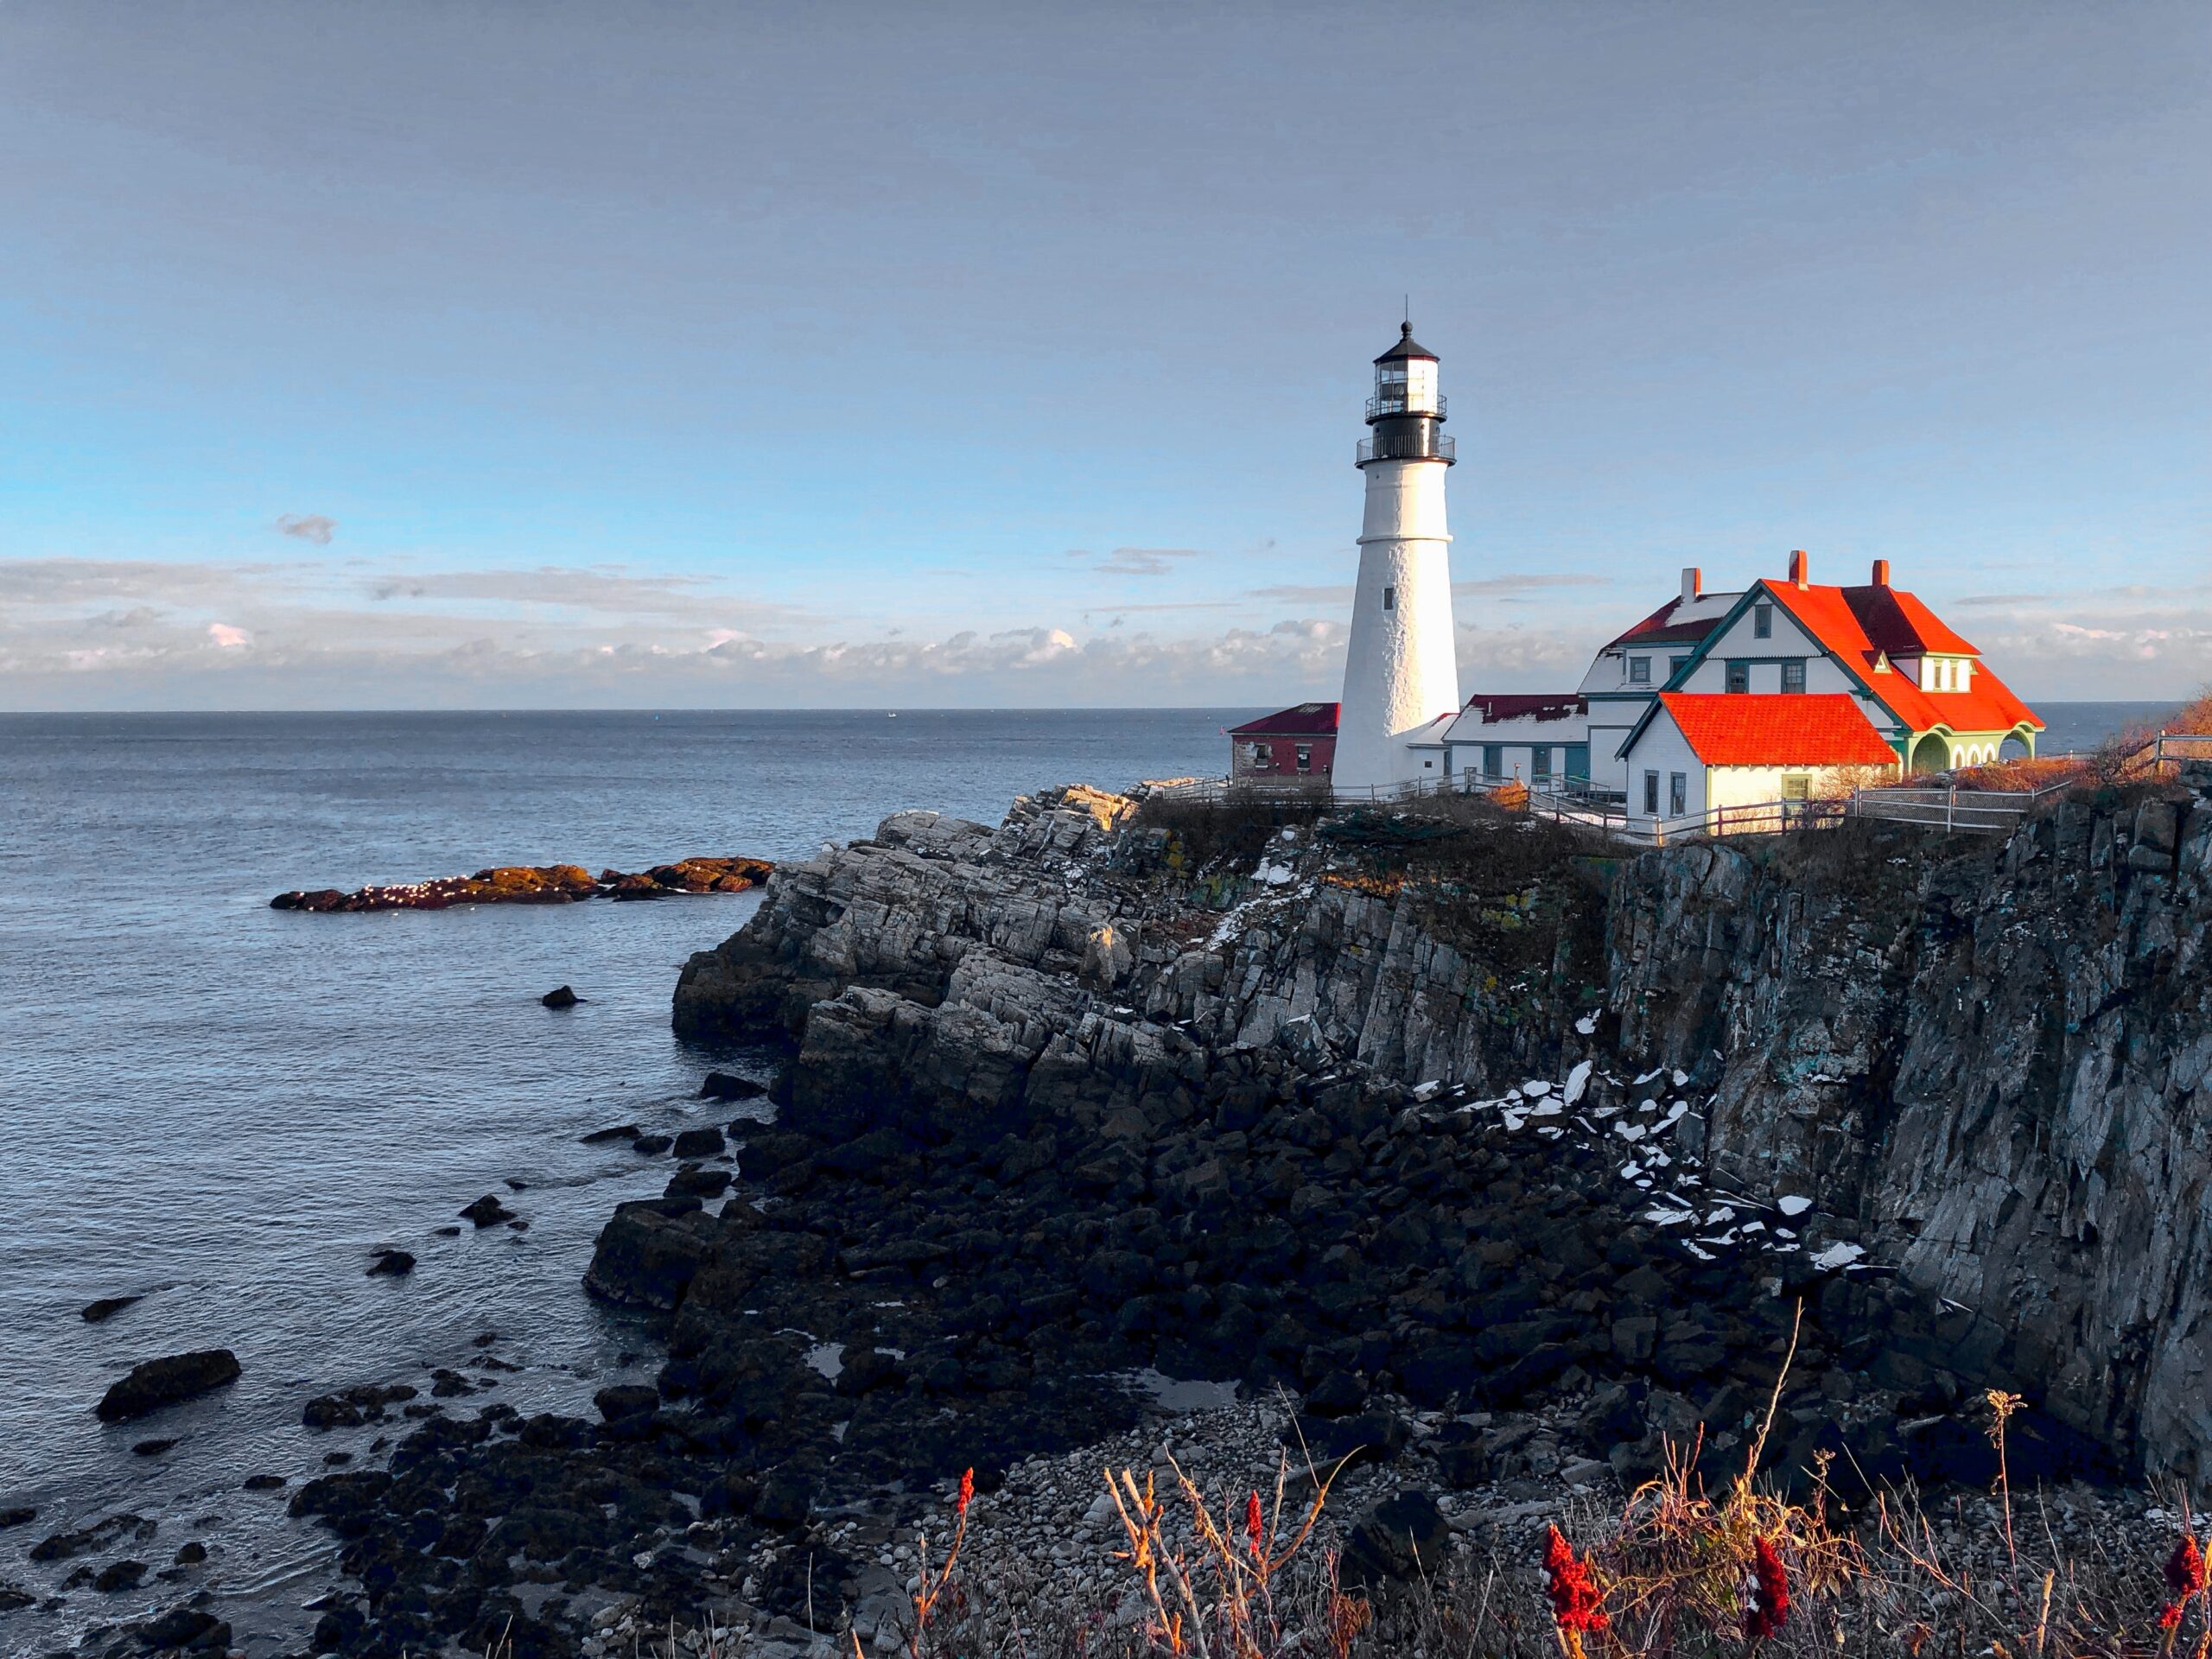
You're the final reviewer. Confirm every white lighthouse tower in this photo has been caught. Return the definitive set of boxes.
[1333,321,1462,793]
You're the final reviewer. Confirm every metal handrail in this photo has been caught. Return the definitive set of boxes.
[1364,393,1447,422]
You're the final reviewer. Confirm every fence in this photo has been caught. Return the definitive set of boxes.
[1150,727,2211,849]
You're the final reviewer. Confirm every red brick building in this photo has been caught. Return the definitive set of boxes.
[1227,702,1338,780]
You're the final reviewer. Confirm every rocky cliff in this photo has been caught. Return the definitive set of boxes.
[1609,776,2212,1478]
[676,771,2212,1478]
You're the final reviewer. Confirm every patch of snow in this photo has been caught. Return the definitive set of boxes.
[1703,1206,1736,1227]
[1526,1097,1563,1119]
[1523,1079,1554,1097]
[1252,858,1297,887]
[803,1342,846,1380]
[1671,1069,1688,1086]
[1411,1080,1443,1101]
[1536,1126,1564,1140]
[1777,1195,1813,1217]
[1619,1162,1643,1180]
[1740,1220,1766,1234]
[1124,1369,1241,1413]
[1562,1060,1592,1106]
[1810,1243,1866,1271]
[1662,1101,1690,1126]
[1574,1014,1599,1036]
[1614,1122,1647,1143]
[1634,1067,1666,1085]
[1684,1242,1716,1261]
[1643,1206,1694,1227]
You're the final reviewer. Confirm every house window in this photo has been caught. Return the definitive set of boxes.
[1781,658,1807,694]
[1754,603,1773,639]
[1669,655,1690,679]
[1566,744,1590,782]
[1726,660,1751,695]
[1781,774,1810,801]
[1629,657,1650,685]
[1483,744,1502,779]
[1382,586,1395,611]
[1669,772,1687,817]
[1294,744,1312,773]
[1643,771,1660,814]
[1532,747,1552,782]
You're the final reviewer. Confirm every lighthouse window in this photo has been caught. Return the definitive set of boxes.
[1382,586,1395,611]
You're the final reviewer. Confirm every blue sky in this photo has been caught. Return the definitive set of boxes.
[2,2,2206,709]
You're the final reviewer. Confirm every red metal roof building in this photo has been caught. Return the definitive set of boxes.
[1226,702,1338,780]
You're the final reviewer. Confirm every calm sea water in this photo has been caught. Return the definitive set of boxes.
[0,709,1235,1651]
[0,701,2177,1649]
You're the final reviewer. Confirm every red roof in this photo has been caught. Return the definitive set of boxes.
[1228,702,1338,737]
[1607,597,1728,649]
[1759,581,2041,734]
[1657,693,1899,767]
[1459,693,1586,723]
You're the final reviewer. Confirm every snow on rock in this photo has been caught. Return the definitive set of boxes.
[1251,858,1297,887]
[1562,1059,1592,1106]
[1522,1079,1554,1097]
[1574,1014,1599,1036]
[1777,1195,1813,1217]
[1810,1242,1866,1271]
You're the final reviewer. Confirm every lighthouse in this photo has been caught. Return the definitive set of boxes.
[1332,321,1462,793]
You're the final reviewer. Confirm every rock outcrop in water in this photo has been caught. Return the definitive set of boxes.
[270,855,772,912]
[95,1350,241,1422]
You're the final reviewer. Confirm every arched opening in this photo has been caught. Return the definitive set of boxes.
[1910,732,1950,774]
[1999,730,2033,762]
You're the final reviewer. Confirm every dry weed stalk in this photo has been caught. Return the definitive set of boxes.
[1103,1446,1364,1659]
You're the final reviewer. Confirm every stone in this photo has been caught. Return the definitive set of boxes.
[0,1506,32,1530]
[698,1071,766,1102]
[97,1351,240,1422]
[366,1249,416,1277]
[542,984,581,1008]
[1339,1490,1449,1587]
[81,1295,143,1324]
[130,1438,178,1456]
[671,1126,726,1160]
[93,1558,146,1592]
[458,1194,513,1228]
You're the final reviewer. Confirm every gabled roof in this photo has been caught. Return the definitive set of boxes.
[1459,693,1587,724]
[1605,594,1741,650]
[1656,693,1899,768]
[1374,321,1438,364]
[1228,702,1338,737]
[1759,581,2041,734]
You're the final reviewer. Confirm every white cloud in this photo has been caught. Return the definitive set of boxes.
[207,622,251,649]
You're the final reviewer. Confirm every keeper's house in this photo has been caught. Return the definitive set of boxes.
[1443,550,2043,817]
[1227,702,1338,780]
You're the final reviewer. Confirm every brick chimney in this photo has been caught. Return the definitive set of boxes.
[1872,558,1891,586]
[1789,549,1809,588]
[1680,566,1702,604]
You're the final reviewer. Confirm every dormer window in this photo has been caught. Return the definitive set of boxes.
[1754,603,1773,639]
[1628,657,1650,685]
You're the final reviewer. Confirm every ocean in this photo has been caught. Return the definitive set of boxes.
[0,701,2178,1649]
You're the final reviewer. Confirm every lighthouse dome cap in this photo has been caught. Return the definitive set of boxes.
[1374,320,1438,364]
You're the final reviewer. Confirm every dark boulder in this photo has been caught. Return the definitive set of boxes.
[672,1126,726,1160]
[1339,1490,1449,1589]
[97,1351,240,1422]
[303,1383,419,1430]
[82,1295,143,1324]
[581,1122,642,1143]
[584,1199,717,1310]
[366,1249,416,1277]
[137,1606,230,1650]
[458,1195,513,1228]
[1428,1421,1491,1487]
[130,1438,178,1457]
[666,1166,732,1199]
[541,985,581,1008]
[594,1385,661,1423]
[0,1506,31,1530]
[94,1559,147,1592]
[699,1071,766,1102]
[632,1134,673,1157]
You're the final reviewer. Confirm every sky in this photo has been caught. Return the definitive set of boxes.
[1,2,2206,710]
